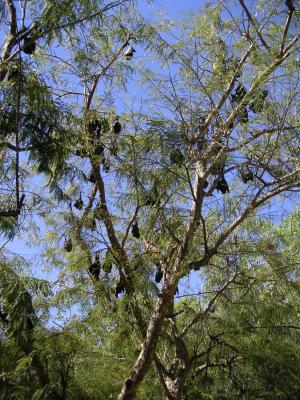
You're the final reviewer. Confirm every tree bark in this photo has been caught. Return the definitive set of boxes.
[117,288,175,399]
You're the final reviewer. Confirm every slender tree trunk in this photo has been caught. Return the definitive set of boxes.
[117,288,175,400]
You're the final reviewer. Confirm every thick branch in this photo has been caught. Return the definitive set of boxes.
[6,0,17,35]
[92,164,126,261]
[2,0,18,59]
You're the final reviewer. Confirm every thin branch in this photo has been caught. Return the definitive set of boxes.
[253,178,299,208]
[280,6,294,54]
[121,206,140,248]
[238,0,270,50]
[0,141,31,152]
[180,272,239,337]
[53,0,129,32]
[1,0,129,64]
[228,125,298,152]
[200,214,208,254]
[192,357,238,379]
[283,31,300,54]
[79,185,97,229]
[86,35,130,109]
[92,162,127,264]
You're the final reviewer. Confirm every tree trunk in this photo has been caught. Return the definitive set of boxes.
[117,289,175,400]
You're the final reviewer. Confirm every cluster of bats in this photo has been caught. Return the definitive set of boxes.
[1,41,135,81]
[73,116,122,209]
[87,252,127,297]
[0,35,36,82]
[66,77,264,290]
[59,8,293,297]
[169,143,256,195]
[169,79,268,194]
[63,211,163,294]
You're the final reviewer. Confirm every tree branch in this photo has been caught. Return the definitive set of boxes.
[180,272,239,337]
[2,0,18,59]
[1,0,129,64]
[238,0,270,50]
[280,5,294,54]
[86,35,130,109]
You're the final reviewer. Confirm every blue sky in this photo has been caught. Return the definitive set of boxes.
[138,0,203,17]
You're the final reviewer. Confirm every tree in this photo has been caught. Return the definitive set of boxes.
[0,0,299,399]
